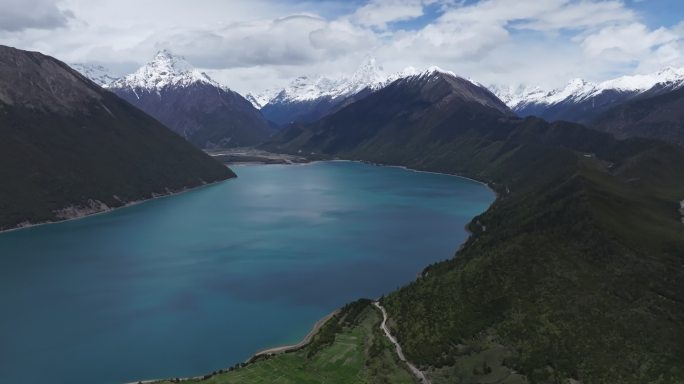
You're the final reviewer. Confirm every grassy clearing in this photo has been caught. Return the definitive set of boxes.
[153,300,416,384]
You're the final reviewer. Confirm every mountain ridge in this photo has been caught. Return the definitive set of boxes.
[69,63,119,87]
[108,49,219,91]
[592,85,684,146]
[0,45,234,230]
[254,57,498,125]
[108,50,272,148]
[492,66,684,123]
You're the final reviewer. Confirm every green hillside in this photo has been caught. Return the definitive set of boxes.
[266,71,684,383]
[0,45,235,230]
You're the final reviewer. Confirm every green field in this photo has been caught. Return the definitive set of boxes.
[154,300,416,384]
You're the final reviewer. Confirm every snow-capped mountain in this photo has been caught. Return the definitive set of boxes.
[70,63,118,87]
[246,88,280,109]
[109,50,271,148]
[252,56,390,106]
[255,57,422,125]
[267,63,515,158]
[108,49,218,92]
[493,66,684,123]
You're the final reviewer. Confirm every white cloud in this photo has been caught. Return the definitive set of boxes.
[352,0,425,29]
[512,1,634,31]
[0,0,682,94]
[129,14,378,72]
[580,23,678,58]
[0,0,73,31]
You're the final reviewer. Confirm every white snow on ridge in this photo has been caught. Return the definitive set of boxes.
[70,63,119,87]
[249,58,483,109]
[264,56,394,105]
[494,66,684,110]
[109,50,219,91]
[600,66,684,92]
[246,90,279,109]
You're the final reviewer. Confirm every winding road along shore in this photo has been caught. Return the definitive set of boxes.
[374,301,431,384]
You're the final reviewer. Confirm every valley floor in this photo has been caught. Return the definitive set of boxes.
[207,148,308,165]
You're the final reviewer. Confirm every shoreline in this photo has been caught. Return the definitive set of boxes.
[7,157,495,384]
[127,309,341,384]
[0,177,233,235]
[253,309,340,357]
[231,156,499,197]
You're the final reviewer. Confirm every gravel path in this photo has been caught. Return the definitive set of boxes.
[373,301,431,384]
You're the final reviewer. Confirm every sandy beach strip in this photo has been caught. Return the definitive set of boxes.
[254,309,340,357]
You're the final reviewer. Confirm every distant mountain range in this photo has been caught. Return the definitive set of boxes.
[267,68,513,157]
[71,54,684,148]
[492,67,684,145]
[247,56,395,108]
[249,56,417,125]
[493,67,684,123]
[0,45,234,230]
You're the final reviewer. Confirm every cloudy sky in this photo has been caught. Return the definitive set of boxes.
[1,0,683,94]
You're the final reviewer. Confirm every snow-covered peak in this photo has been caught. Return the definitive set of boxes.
[494,66,684,109]
[545,78,596,104]
[250,58,489,108]
[347,56,386,89]
[422,66,458,78]
[254,56,398,106]
[493,85,548,107]
[599,66,684,92]
[245,92,272,109]
[70,63,118,87]
[399,66,490,89]
[109,50,218,91]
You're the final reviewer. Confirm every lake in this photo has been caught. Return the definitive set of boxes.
[0,161,494,384]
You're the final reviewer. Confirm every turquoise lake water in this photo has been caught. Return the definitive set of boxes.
[0,161,494,384]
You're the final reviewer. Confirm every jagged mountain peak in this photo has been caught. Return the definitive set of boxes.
[252,56,394,108]
[422,66,458,77]
[255,60,486,110]
[148,49,194,73]
[109,49,217,91]
[402,66,489,91]
[253,60,506,124]
[394,66,512,115]
[349,55,383,83]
